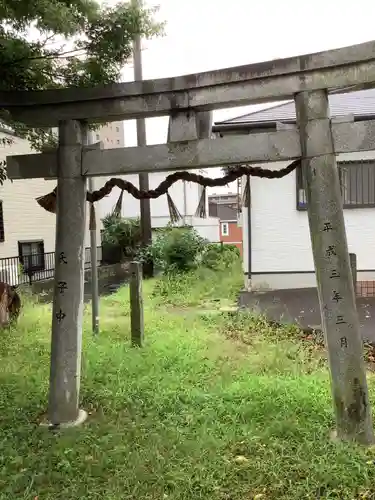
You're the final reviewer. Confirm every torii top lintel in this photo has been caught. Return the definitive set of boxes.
[2,40,375,127]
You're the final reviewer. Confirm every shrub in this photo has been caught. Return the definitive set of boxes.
[139,226,206,273]
[101,214,142,261]
[201,243,240,270]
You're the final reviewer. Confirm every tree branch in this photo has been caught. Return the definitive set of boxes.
[1,47,87,66]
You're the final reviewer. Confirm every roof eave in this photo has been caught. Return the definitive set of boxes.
[213,113,375,134]
[212,120,280,134]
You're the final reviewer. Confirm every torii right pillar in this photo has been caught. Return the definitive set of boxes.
[295,90,374,444]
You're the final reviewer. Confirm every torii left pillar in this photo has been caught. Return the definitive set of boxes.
[48,120,87,427]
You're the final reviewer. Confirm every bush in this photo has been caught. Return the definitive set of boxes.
[201,243,240,270]
[139,226,206,273]
[101,214,142,261]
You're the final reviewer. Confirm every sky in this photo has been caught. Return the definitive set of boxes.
[112,0,375,192]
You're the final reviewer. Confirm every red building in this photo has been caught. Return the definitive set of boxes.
[208,194,243,255]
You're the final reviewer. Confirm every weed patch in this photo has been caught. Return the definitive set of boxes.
[1,264,375,499]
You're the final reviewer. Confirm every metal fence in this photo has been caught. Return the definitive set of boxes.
[0,246,102,286]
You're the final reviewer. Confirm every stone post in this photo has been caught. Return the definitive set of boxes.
[295,90,374,445]
[47,120,87,427]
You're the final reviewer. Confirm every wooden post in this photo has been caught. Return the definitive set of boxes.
[349,253,357,297]
[47,120,87,427]
[295,90,374,444]
[130,261,144,347]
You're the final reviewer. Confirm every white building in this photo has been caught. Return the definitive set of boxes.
[97,169,220,242]
[213,89,375,291]
[94,120,220,242]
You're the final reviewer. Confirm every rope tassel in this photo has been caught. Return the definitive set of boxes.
[195,186,207,218]
[113,189,124,217]
[242,176,250,208]
[166,191,182,223]
[36,187,57,214]
[89,202,96,230]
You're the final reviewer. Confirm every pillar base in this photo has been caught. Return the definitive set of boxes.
[39,409,88,430]
[330,428,374,446]
[330,429,339,442]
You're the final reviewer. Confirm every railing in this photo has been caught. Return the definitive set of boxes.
[0,246,102,286]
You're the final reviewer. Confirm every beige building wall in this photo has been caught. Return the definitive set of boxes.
[0,120,125,261]
[0,131,59,258]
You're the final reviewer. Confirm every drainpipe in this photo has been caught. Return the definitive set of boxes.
[246,175,252,290]
[183,181,187,225]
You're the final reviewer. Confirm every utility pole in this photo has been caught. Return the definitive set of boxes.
[132,0,153,278]
[85,127,99,335]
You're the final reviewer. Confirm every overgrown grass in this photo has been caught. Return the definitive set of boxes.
[2,263,375,499]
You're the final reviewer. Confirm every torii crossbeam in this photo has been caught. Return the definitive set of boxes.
[3,40,375,444]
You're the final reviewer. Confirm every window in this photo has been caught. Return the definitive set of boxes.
[296,165,308,209]
[18,240,45,273]
[117,139,120,144]
[221,222,229,236]
[0,201,4,242]
[116,126,120,132]
[96,134,100,141]
[340,162,375,207]
[296,160,375,209]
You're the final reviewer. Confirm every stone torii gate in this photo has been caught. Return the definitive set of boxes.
[3,40,375,444]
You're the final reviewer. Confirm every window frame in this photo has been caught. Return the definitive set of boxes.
[18,240,45,273]
[296,165,308,210]
[296,159,375,210]
[221,222,229,236]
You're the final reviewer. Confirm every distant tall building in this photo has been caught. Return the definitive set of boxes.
[91,120,125,235]
[95,121,125,148]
